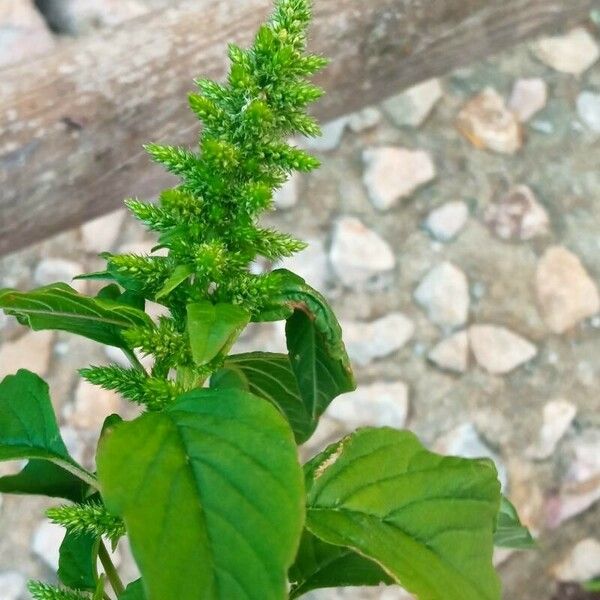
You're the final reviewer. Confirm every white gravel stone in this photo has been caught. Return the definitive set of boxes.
[0,330,54,379]
[484,185,550,241]
[435,422,508,489]
[536,246,600,334]
[547,430,600,527]
[0,0,55,68]
[414,262,469,329]
[526,399,577,460]
[382,79,443,128]
[348,107,381,132]
[329,217,395,287]
[424,201,469,242]
[0,571,27,600]
[64,379,122,430]
[362,147,436,211]
[39,0,148,35]
[81,209,125,253]
[34,257,86,292]
[456,88,522,154]
[508,78,548,122]
[341,313,415,367]
[301,117,349,152]
[328,382,409,429]
[60,426,87,465]
[469,325,537,375]
[577,91,600,133]
[428,330,469,374]
[279,239,329,291]
[274,173,299,209]
[32,521,65,572]
[531,28,600,75]
[552,538,600,582]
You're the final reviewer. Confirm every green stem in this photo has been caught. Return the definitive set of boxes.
[124,348,147,373]
[99,541,125,596]
[50,458,99,490]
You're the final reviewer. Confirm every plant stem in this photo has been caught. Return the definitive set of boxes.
[99,541,125,596]
[124,348,147,373]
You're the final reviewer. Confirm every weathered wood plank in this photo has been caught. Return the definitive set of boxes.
[0,0,593,255]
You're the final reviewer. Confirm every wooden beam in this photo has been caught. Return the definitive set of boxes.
[0,0,593,255]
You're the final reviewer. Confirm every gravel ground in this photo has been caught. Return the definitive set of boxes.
[1,3,600,600]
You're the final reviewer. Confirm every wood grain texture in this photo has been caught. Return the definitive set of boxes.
[0,0,594,255]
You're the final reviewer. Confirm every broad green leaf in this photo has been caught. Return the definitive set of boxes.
[156,264,193,299]
[305,428,502,600]
[187,301,249,365]
[494,496,535,549]
[211,352,314,443]
[253,270,355,438]
[0,370,95,489]
[0,460,87,502]
[119,580,146,600]
[58,531,99,591]
[286,310,354,424]
[0,283,152,348]
[288,530,391,599]
[97,387,304,600]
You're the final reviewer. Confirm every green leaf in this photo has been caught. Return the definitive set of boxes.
[494,496,535,549]
[97,387,304,600]
[305,428,502,600]
[252,270,355,439]
[0,460,87,502]
[0,283,152,348]
[211,352,312,443]
[0,370,95,489]
[186,301,249,365]
[155,264,193,299]
[58,531,99,591]
[119,580,146,600]
[584,578,600,592]
[288,530,392,599]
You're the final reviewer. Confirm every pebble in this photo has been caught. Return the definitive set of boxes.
[64,379,122,430]
[382,79,443,128]
[327,381,409,429]
[552,538,600,583]
[279,238,329,291]
[32,520,65,572]
[456,88,522,154]
[469,325,537,375]
[362,147,436,211]
[0,0,55,68]
[424,201,469,242]
[38,0,148,35]
[526,399,577,460]
[577,91,600,133]
[0,571,27,600]
[348,107,381,133]
[547,430,600,527]
[535,246,600,334]
[301,117,349,152]
[274,173,299,209]
[0,330,54,379]
[81,209,125,253]
[435,422,508,489]
[428,330,469,374]
[341,313,414,367]
[414,262,469,329]
[329,217,395,287]
[508,78,548,122]
[34,258,86,293]
[531,28,600,75]
[484,185,550,241]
